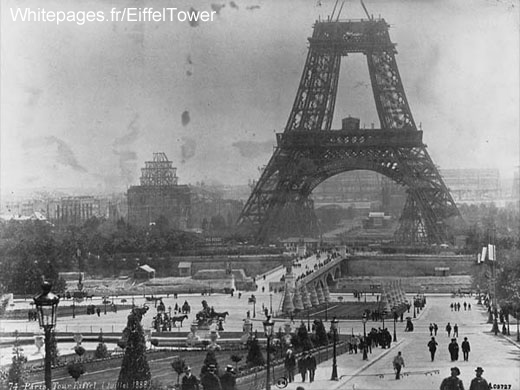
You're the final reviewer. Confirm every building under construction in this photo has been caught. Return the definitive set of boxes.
[127,153,191,229]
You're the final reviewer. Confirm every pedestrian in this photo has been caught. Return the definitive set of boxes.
[453,324,459,337]
[428,337,438,362]
[429,323,434,336]
[457,302,461,311]
[284,349,296,383]
[305,352,317,382]
[450,303,454,311]
[220,365,236,390]
[461,337,470,361]
[96,307,101,317]
[448,338,459,361]
[463,302,467,310]
[446,322,452,337]
[298,354,307,382]
[469,367,488,390]
[392,351,405,380]
[434,323,438,336]
[468,303,471,311]
[201,365,222,390]
[440,367,464,390]
[182,367,200,390]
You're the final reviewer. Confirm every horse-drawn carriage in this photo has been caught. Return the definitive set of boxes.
[194,300,229,327]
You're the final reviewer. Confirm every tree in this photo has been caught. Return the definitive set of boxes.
[116,307,151,390]
[296,322,314,351]
[200,350,218,376]
[171,357,187,386]
[245,337,265,368]
[230,354,242,372]
[7,331,27,388]
[74,345,86,358]
[67,362,85,382]
[94,331,110,359]
[313,319,328,346]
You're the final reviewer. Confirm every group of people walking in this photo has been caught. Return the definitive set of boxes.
[284,349,317,383]
[450,301,471,311]
[426,330,471,363]
[181,364,237,390]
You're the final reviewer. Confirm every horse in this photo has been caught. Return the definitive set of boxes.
[171,314,188,327]
[211,311,229,320]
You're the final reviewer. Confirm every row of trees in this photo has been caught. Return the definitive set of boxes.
[465,203,520,315]
[0,218,207,295]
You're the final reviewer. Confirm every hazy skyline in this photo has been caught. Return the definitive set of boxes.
[1,0,519,198]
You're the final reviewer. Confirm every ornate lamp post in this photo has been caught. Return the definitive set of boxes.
[325,300,328,322]
[413,300,416,319]
[516,309,519,342]
[263,316,275,390]
[362,313,368,361]
[392,310,398,342]
[330,317,338,380]
[33,281,60,390]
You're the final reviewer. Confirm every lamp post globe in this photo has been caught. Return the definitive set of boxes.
[330,317,338,380]
[362,313,368,361]
[33,281,60,390]
[263,316,275,390]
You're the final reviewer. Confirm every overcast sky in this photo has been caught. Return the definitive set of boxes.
[1,0,519,196]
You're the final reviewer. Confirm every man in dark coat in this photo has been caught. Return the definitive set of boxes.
[297,355,307,382]
[461,337,471,361]
[284,349,296,383]
[305,352,317,382]
[453,324,459,337]
[448,338,459,361]
[427,337,438,362]
[434,323,438,336]
[201,365,222,390]
[469,367,489,390]
[220,365,236,390]
[440,367,464,390]
[446,322,452,337]
[181,367,200,390]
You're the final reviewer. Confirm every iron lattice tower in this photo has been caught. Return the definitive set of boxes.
[238,17,462,244]
[140,152,178,186]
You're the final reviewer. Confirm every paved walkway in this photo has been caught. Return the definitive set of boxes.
[281,295,520,390]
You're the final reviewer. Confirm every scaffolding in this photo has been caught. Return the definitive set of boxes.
[140,152,178,186]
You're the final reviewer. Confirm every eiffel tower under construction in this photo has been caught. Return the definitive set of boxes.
[238,2,463,245]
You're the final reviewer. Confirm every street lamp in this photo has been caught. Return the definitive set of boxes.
[330,317,338,380]
[325,300,328,322]
[392,310,398,342]
[413,300,416,319]
[263,315,275,390]
[516,309,519,342]
[362,313,368,361]
[34,281,60,390]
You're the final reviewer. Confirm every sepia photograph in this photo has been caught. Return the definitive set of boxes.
[0,0,519,389]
